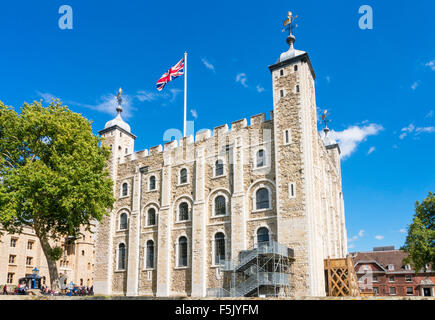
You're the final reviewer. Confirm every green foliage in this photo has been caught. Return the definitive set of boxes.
[49,246,64,261]
[0,100,114,239]
[402,192,435,273]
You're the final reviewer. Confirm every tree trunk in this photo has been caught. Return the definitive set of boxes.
[37,233,60,291]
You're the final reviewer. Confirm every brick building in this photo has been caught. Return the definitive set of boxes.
[352,246,435,297]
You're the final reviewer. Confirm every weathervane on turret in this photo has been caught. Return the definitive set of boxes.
[322,110,329,129]
[283,11,298,37]
[116,88,123,114]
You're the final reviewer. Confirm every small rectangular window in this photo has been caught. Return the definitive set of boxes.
[284,129,291,145]
[26,257,33,266]
[289,183,296,199]
[10,238,17,247]
[406,275,412,282]
[7,273,14,284]
[280,90,284,98]
[389,287,396,295]
[27,241,34,250]
[9,255,16,264]
[280,69,284,76]
[406,287,413,295]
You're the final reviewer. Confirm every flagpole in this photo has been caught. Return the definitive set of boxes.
[183,51,187,137]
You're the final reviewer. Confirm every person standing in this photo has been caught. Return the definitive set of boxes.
[2,284,7,295]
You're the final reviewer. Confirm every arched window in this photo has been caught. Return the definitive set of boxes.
[179,202,189,221]
[214,196,226,216]
[257,227,270,245]
[256,149,265,168]
[180,169,187,184]
[178,236,188,267]
[256,188,270,210]
[147,208,156,226]
[215,160,224,177]
[149,176,156,190]
[146,240,154,269]
[121,183,128,197]
[214,233,225,265]
[119,212,128,230]
[118,243,126,270]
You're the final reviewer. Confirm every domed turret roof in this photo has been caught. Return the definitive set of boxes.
[104,113,131,133]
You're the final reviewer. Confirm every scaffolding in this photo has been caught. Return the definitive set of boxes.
[207,241,294,298]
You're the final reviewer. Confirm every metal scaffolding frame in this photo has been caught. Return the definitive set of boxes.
[207,241,294,298]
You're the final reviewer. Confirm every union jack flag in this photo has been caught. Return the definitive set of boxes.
[156,57,185,91]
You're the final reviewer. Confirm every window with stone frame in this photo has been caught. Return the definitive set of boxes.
[9,255,16,264]
[214,196,226,216]
[389,287,396,295]
[257,227,270,244]
[215,160,224,177]
[256,188,270,210]
[118,243,126,270]
[149,176,156,190]
[256,149,266,168]
[26,257,33,266]
[7,273,14,284]
[121,183,128,197]
[180,168,188,184]
[178,202,189,221]
[10,238,17,247]
[214,233,226,265]
[389,275,395,282]
[119,212,128,230]
[147,208,156,226]
[406,287,413,295]
[27,241,34,250]
[405,275,412,282]
[178,236,188,267]
[146,240,154,269]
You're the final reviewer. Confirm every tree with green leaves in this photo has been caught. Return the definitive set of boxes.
[402,192,435,273]
[0,100,114,289]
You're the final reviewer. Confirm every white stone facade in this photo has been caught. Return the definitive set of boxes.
[94,38,348,297]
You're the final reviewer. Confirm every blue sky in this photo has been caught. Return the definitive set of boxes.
[0,0,434,252]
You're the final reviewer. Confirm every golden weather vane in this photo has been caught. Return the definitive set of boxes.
[322,110,329,128]
[283,11,299,36]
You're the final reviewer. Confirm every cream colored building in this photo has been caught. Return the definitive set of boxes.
[0,225,95,290]
[94,28,348,297]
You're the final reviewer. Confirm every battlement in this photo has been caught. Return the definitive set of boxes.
[114,111,273,166]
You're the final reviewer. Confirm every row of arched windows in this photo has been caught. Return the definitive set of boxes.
[120,151,269,197]
[117,227,271,270]
[118,187,272,230]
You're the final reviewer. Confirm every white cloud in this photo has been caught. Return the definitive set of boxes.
[201,58,215,72]
[399,228,406,234]
[236,73,248,88]
[425,60,435,71]
[367,146,376,155]
[426,110,434,118]
[358,230,365,237]
[190,109,198,119]
[348,244,355,249]
[400,123,435,139]
[348,230,365,244]
[328,123,384,159]
[36,91,59,103]
[256,84,265,93]
[69,93,136,119]
[136,90,158,102]
[411,81,419,90]
[416,126,435,134]
[375,235,384,240]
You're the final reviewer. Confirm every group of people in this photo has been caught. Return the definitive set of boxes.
[2,283,94,296]
[2,283,29,295]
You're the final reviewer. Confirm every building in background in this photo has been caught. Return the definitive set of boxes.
[352,246,435,297]
[0,225,95,290]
